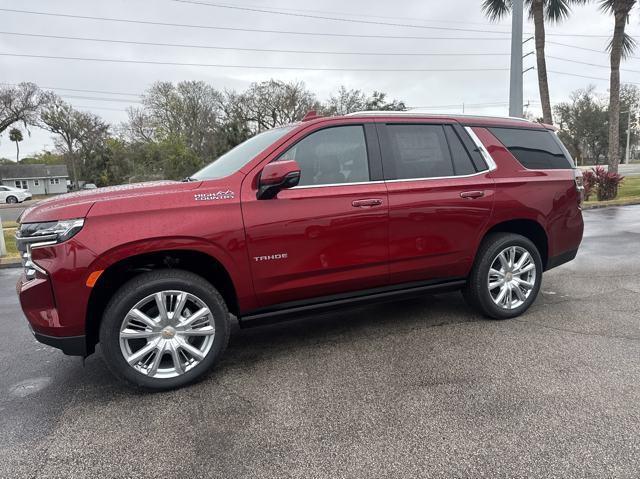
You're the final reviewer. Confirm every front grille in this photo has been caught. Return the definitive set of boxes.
[15,232,57,281]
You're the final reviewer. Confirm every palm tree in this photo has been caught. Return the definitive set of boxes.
[482,0,587,124]
[8,127,23,162]
[601,0,637,180]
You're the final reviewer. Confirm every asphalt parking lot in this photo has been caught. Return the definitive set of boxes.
[1,205,639,478]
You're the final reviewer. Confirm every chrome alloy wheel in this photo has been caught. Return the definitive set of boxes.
[119,290,215,378]
[487,246,537,310]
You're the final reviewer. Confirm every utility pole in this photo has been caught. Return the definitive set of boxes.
[509,0,524,118]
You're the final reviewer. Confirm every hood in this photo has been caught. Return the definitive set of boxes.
[19,181,198,223]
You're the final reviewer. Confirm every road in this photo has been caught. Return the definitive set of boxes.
[1,206,639,478]
[578,162,640,176]
[0,200,37,223]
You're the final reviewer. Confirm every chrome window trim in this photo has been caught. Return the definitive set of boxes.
[291,180,385,190]
[464,126,497,171]
[384,170,490,183]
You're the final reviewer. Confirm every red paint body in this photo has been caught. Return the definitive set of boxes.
[16,114,583,354]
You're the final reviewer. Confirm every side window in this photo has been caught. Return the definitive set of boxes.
[489,127,574,169]
[279,125,369,187]
[385,124,453,180]
[443,126,477,176]
[0,186,7,191]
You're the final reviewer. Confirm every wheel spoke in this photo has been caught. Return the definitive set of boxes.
[177,338,205,362]
[514,277,534,290]
[170,292,188,321]
[512,284,526,301]
[120,329,158,340]
[128,309,157,329]
[488,279,504,290]
[179,307,210,329]
[504,285,513,308]
[147,343,165,377]
[180,325,215,336]
[489,268,505,278]
[126,340,158,366]
[168,342,185,375]
[515,251,530,271]
[518,263,535,274]
[155,292,168,323]
[498,252,510,270]
[495,285,508,304]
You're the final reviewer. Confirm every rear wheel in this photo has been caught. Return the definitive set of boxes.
[99,269,230,390]
[463,233,542,319]
[6,195,18,204]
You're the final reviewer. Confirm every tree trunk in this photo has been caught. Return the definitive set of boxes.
[532,0,553,125]
[15,141,19,163]
[607,10,626,180]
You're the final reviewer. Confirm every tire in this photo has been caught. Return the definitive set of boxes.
[99,269,230,390]
[6,196,18,204]
[463,233,543,320]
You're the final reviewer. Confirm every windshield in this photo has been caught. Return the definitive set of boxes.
[191,126,295,180]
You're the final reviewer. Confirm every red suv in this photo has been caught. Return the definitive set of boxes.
[16,112,584,389]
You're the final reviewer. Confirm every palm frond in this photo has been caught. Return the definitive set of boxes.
[606,32,638,59]
[481,0,512,21]
[545,0,589,23]
[598,0,614,15]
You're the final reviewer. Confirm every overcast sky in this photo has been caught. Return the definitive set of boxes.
[1,0,638,159]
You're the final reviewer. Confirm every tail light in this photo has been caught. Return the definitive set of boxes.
[573,169,584,206]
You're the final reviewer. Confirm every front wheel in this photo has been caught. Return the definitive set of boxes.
[463,233,543,319]
[99,269,230,390]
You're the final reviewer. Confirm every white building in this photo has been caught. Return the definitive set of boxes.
[0,164,69,195]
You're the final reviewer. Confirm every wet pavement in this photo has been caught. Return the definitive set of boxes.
[0,206,639,478]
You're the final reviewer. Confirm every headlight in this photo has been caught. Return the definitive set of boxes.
[18,218,85,243]
[16,219,85,281]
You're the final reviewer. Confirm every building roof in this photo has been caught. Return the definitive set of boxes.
[0,164,69,180]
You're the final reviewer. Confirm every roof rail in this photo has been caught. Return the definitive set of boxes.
[344,110,532,122]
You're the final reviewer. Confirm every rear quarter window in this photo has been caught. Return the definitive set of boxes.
[489,127,574,170]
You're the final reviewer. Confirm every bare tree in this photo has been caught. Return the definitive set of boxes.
[0,82,52,134]
[240,80,320,132]
[40,99,109,187]
[323,86,406,115]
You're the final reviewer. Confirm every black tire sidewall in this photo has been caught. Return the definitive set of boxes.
[99,270,229,390]
[6,196,17,204]
[473,234,543,320]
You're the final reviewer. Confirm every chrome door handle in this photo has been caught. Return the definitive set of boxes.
[352,199,383,208]
[460,190,485,199]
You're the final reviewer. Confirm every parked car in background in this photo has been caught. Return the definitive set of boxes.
[83,183,98,190]
[15,112,584,390]
[0,185,32,204]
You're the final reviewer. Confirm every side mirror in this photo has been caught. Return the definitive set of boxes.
[258,160,301,200]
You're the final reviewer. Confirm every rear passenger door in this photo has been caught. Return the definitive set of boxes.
[377,121,495,284]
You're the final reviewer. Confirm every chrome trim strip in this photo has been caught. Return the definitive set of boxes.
[291,180,385,190]
[384,171,490,183]
[464,126,498,171]
[344,111,532,123]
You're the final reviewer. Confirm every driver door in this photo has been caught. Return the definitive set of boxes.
[241,122,390,308]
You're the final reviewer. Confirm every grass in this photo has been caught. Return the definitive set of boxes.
[585,176,640,207]
[1,225,18,259]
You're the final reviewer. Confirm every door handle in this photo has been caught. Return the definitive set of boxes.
[460,190,485,199]
[352,198,383,208]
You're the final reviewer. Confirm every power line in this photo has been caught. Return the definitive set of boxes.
[548,70,640,85]
[0,52,511,72]
[71,105,130,112]
[548,55,640,73]
[0,31,511,57]
[167,0,615,38]
[0,8,512,41]
[59,94,142,103]
[168,0,514,35]
[1,82,141,97]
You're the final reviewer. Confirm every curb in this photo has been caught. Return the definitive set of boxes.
[0,258,21,269]
[583,199,640,210]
